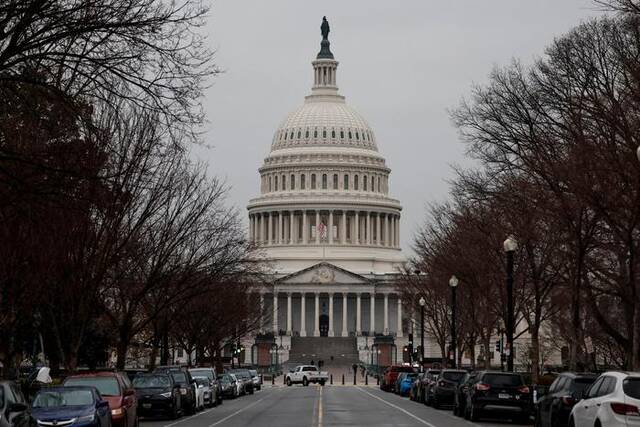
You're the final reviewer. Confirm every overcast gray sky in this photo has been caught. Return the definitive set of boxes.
[191,0,602,253]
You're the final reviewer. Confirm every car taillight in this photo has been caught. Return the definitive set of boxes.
[610,402,640,416]
[560,395,575,406]
[475,382,490,391]
[438,381,445,387]
[517,386,530,394]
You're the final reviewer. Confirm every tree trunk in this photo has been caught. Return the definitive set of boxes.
[530,326,540,384]
[116,340,129,370]
[484,335,491,369]
[161,327,169,365]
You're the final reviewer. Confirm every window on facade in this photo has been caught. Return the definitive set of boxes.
[343,174,349,190]
[305,130,309,138]
[290,132,294,139]
[354,175,359,190]
[340,130,344,139]
[282,174,286,191]
[314,130,318,138]
[301,174,306,189]
[274,175,278,191]
[268,176,272,192]
[290,174,295,190]
[331,130,336,138]
[322,174,327,189]
[284,132,287,140]
[371,176,374,191]
[311,174,316,189]
[364,175,368,191]
[348,131,352,139]
[356,131,359,140]
[333,174,338,190]
[323,129,327,138]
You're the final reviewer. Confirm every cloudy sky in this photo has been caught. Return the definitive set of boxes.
[192,0,602,253]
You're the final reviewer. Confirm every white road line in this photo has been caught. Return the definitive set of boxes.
[162,406,217,427]
[207,396,269,427]
[356,387,437,427]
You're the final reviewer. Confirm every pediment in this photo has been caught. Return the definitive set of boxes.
[277,262,370,285]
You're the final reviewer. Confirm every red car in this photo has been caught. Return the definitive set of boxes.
[64,371,138,427]
[381,365,415,392]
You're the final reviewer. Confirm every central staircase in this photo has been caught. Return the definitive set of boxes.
[287,337,361,381]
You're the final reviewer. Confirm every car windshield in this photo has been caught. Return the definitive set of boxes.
[33,390,94,408]
[194,377,208,386]
[442,372,466,383]
[133,376,170,388]
[65,377,120,396]
[484,374,523,387]
[190,370,213,381]
[249,370,257,376]
[219,374,231,384]
[172,373,187,385]
[623,378,640,399]
[393,367,414,373]
[405,374,417,380]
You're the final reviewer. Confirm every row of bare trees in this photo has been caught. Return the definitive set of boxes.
[401,1,640,380]
[0,1,261,376]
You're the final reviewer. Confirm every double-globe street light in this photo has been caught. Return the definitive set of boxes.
[449,275,459,368]
[503,235,518,372]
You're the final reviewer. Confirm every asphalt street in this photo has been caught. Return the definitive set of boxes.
[140,385,532,427]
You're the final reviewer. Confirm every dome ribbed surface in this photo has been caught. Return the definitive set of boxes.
[271,101,378,152]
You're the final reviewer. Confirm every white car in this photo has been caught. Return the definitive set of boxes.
[193,377,213,408]
[569,371,640,427]
[285,365,328,386]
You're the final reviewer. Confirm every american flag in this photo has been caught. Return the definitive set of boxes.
[317,222,327,239]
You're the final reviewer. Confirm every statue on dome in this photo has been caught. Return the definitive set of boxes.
[321,16,330,40]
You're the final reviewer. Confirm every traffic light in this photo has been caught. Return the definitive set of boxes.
[495,340,502,353]
[408,333,414,346]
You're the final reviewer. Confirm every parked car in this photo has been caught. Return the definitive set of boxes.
[410,373,426,402]
[426,369,466,408]
[248,369,262,391]
[381,366,415,392]
[153,366,197,415]
[132,373,182,419]
[463,371,531,423]
[63,372,137,427]
[31,386,111,427]
[0,381,34,427]
[453,372,477,417]
[569,371,640,427]
[218,374,240,398]
[421,369,441,406]
[394,373,408,395]
[535,372,596,427]
[284,366,328,387]
[399,373,418,397]
[188,368,221,405]
[227,369,254,394]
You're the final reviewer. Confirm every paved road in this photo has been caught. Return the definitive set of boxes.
[141,385,532,427]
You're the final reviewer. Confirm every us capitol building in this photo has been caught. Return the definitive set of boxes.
[241,18,410,371]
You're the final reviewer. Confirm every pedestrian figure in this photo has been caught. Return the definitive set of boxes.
[311,359,315,366]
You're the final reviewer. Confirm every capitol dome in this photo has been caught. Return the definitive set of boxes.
[247,18,404,275]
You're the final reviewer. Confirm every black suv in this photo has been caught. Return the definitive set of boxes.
[453,372,477,417]
[133,373,182,419]
[426,369,467,408]
[535,372,596,427]
[463,371,531,423]
[153,366,197,414]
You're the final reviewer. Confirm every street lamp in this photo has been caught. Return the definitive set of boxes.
[419,296,426,365]
[449,275,459,368]
[636,145,640,163]
[503,235,518,372]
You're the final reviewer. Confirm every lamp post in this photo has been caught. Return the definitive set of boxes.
[419,296,426,365]
[503,235,518,372]
[637,145,640,163]
[449,275,459,368]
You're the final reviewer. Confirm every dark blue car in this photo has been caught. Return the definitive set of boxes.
[31,386,111,427]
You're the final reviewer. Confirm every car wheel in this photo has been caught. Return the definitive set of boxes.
[286,378,292,386]
[469,405,480,422]
[249,387,254,395]
[302,377,309,387]
[433,397,439,409]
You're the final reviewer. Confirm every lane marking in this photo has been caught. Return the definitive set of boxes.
[207,395,269,427]
[162,406,217,427]
[356,387,437,427]
[318,385,323,427]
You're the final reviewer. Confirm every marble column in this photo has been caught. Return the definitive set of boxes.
[355,211,359,244]
[383,293,389,335]
[366,212,371,245]
[397,297,403,337]
[303,211,308,244]
[286,292,292,335]
[386,214,390,246]
[328,293,334,337]
[300,293,306,337]
[356,293,362,335]
[289,211,295,244]
[329,210,334,244]
[341,211,347,244]
[314,293,320,337]
[315,211,320,244]
[341,293,348,337]
[273,292,278,334]
[278,212,283,244]
[266,212,272,245]
[249,215,253,242]
[376,213,381,245]
[370,293,376,335]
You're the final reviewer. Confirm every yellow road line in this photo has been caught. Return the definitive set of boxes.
[318,385,323,427]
